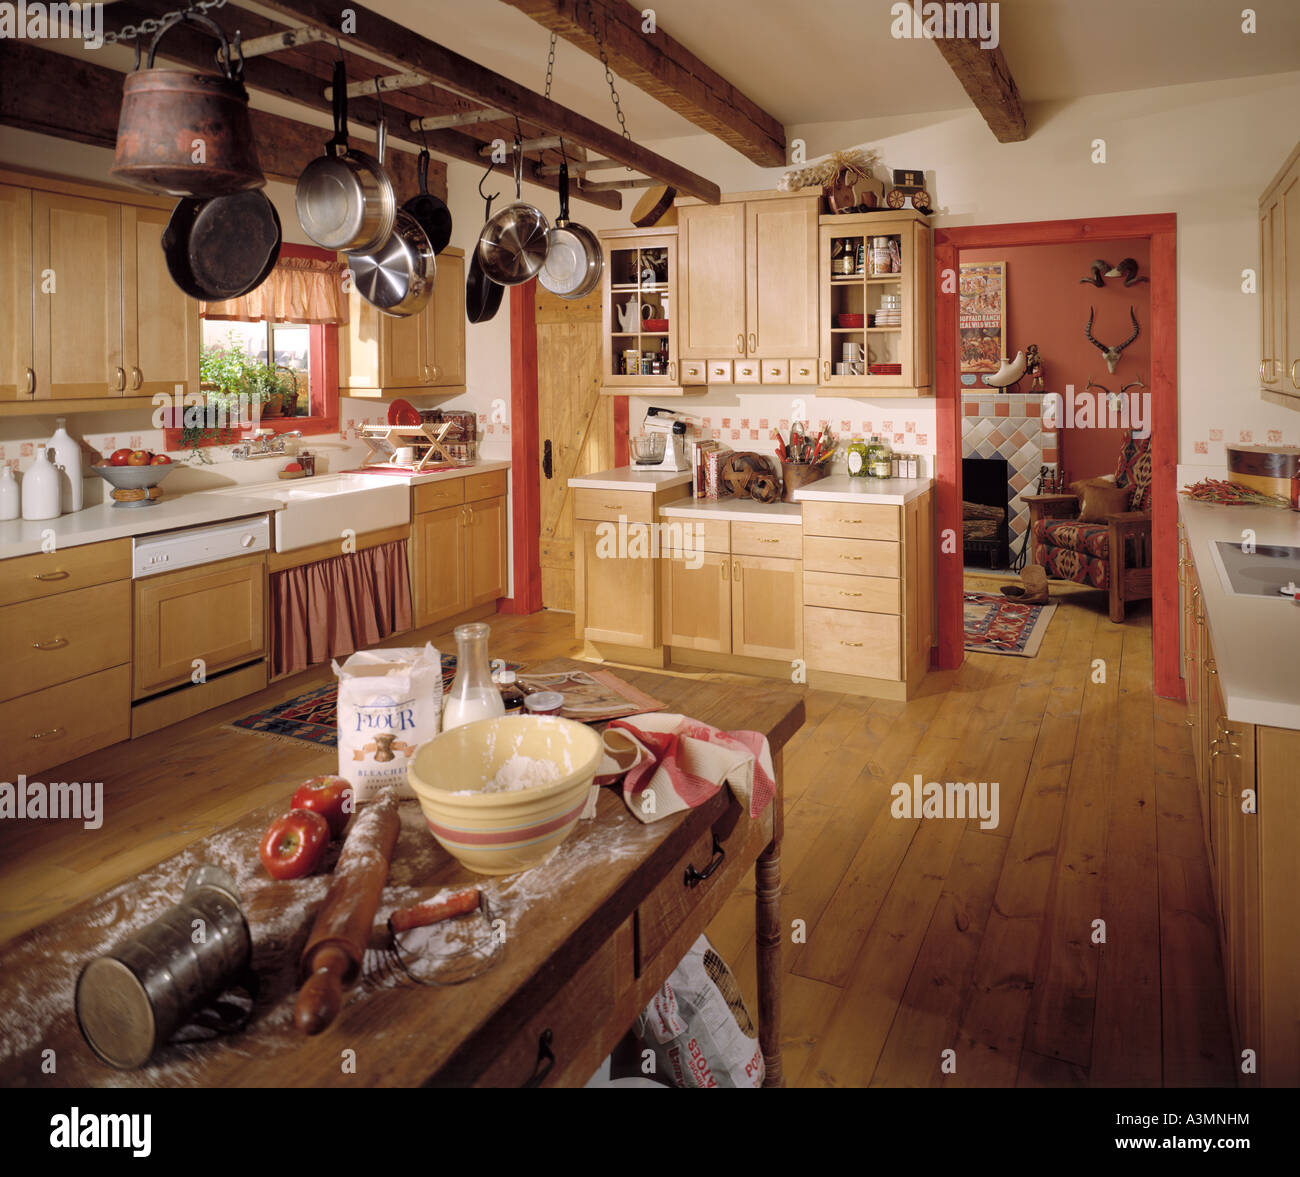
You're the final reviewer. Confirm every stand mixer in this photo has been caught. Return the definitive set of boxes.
[636,406,695,471]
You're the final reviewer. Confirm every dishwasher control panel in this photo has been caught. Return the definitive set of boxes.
[132,515,272,578]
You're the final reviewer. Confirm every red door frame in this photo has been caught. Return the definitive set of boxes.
[933,214,1181,699]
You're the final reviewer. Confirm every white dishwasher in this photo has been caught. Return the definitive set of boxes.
[132,515,271,578]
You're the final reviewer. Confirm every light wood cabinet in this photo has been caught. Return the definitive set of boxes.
[818,211,932,397]
[0,184,33,400]
[121,204,200,398]
[0,665,131,781]
[575,518,660,648]
[340,247,467,396]
[132,554,266,699]
[1259,139,1300,409]
[676,190,820,380]
[410,472,508,627]
[732,555,802,661]
[662,552,731,653]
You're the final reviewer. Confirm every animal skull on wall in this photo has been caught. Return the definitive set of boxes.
[1084,306,1140,373]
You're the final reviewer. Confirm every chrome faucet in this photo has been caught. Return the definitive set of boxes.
[232,429,302,460]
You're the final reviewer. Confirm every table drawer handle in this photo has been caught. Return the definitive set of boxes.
[33,570,69,581]
[684,834,725,888]
[840,518,864,524]
[756,537,780,544]
[33,637,68,651]
[839,554,862,561]
[522,1028,554,1088]
[31,727,65,741]
[602,503,624,511]
[840,640,864,647]
[839,591,862,598]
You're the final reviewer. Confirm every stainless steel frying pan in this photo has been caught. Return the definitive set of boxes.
[476,145,549,287]
[539,161,603,299]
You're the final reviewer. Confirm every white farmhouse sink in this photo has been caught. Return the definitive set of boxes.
[206,473,411,553]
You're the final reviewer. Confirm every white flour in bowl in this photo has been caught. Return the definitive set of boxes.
[452,754,563,795]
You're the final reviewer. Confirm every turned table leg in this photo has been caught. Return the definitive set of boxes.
[756,838,784,1087]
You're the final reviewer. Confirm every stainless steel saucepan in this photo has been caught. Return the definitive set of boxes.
[539,160,603,299]
[476,144,549,287]
[348,209,436,318]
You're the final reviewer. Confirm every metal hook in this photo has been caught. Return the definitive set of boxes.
[478,154,501,205]
[372,75,385,121]
[333,35,344,63]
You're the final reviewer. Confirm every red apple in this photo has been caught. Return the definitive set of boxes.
[291,776,355,839]
[283,461,303,473]
[125,450,150,466]
[149,454,172,465]
[109,448,133,466]
[259,809,330,880]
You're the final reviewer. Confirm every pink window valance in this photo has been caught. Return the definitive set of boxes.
[201,255,350,325]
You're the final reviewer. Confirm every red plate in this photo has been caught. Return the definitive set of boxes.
[387,398,421,427]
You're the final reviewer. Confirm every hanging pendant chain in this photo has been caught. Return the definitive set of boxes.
[104,0,228,46]
[544,30,557,99]
[585,0,633,169]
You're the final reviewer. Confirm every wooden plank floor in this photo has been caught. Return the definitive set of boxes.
[0,583,1235,1087]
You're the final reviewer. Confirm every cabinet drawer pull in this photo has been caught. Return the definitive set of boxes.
[33,570,69,581]
[840,640,864,647]
[823,359,831,381]
[1292,358,1300,390]
[113,367,126,391]
[522,1028,555,1088]
[840,518,864,525]
[668,361,677,382]
[684,834,725,888]
[748,332,757,352]
[602,503,624,511]
[720,560,727,581]
[734,560,742,580]
[429,365,440,381]
[24,367,35,395]
[131,366,143,390]
[736,333,744,355]
[33,637,68,651]
[838,590,862,598]
[768,367,781,376]
[797,367,811,376]
[839,554,862,562]
[756,537,780,543]
[1260,358,1280,383]
[31,727,65,741]
[740,367,754,376]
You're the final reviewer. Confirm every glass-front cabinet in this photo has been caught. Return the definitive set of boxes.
[599,227,704,394]
[818,211,932,397]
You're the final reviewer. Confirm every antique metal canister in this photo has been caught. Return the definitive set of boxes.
[110,13,265,197]
[75,865,252,1070]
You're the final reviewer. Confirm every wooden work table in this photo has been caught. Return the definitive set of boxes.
[0,659,804,1088]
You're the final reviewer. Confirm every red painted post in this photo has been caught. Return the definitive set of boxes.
[501,279,543,614]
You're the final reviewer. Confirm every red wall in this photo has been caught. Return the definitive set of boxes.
[962,240,1151,482]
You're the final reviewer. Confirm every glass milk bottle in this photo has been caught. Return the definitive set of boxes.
[442,622,506,731]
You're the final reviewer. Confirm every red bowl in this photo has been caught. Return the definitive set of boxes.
[642,318,669,332]
[387,398,421,427]
[835,313,865,328]
[869,363,902,375]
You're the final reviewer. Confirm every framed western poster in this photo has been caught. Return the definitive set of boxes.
[958,261,1007,381]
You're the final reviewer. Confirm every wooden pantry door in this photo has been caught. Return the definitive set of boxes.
[535,287,617,612]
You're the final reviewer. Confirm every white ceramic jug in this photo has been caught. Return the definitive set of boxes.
[0,465,19,521]
[48,417,84,512]
[21,446,61,520]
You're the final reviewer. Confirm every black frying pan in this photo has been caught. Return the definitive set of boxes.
[466,191,503,324]
[162,189,281,300]
[403,149,452,255]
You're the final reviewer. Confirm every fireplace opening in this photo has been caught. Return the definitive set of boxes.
[962,456,1011,569]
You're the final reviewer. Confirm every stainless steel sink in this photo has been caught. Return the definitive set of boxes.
[1212,541,1300,598]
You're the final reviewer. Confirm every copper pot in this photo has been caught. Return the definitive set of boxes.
[111,12,264,198]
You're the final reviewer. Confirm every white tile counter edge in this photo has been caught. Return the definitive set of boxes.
[1178,495,1300,730]
[658,499,803,525]
[791,475,934,505]
[567,468,693,492]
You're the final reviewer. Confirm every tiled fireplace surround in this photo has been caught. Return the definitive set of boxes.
[961,392,1059,549]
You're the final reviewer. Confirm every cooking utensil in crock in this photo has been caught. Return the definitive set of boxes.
[295,59,396,253]
[111,11,265,197]
[347,208,436,317]
[403,147,453,255]
[476,144,549,287]
[539,160,603,299]
[161,188,281,300]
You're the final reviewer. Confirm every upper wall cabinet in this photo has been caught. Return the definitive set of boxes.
[676,191,820,382]
[0,169,199,405]
[339,246,466,397]
[818,210,932,398]
[1259,139,1299,410]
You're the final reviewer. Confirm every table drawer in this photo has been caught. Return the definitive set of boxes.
[413,478,464,513]
[803,569,900,614]
[573,487,656,524]
[472,920,630,1088]
[464,468,507,502]
[0,539,131,608]
[790,358,818,385]
[0,664,131,779]
[661,515,729,554]
[803,535,900,577]
[0,580,131,702]
[730,519,802,559]
[804,606,901,679]
[802,500,900,541]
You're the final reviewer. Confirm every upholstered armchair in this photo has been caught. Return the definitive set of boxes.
[1024,432,1153,623]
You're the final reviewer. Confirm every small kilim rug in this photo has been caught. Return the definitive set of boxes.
[963,591,1056,658]
[227,654,515,749]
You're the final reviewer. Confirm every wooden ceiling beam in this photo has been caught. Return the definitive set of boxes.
[500,0,787,168]
[245,0,721,202]
[930,36,1027,142]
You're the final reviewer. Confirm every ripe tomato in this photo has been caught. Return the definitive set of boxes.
[150,454,172,465]
[259,809,330,880]
[125,450,150,466]
[291,776,355,840]
[109,448,133,466]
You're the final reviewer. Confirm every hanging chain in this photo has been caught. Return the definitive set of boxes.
[585,0,633,170]
[544,30,557,99]
[103,0,228,45]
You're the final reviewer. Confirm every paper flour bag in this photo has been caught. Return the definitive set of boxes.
[333,643,442,802]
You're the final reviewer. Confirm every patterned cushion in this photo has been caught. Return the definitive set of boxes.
[1034,537,1110,588]
[1031,517,1109,559]
[1114,432,1153,512]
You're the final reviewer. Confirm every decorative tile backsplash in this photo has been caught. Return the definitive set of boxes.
[962,394,1057,545]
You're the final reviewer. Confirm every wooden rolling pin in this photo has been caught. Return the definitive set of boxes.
[294,790,400,1035]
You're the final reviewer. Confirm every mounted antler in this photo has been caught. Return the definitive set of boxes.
[1079,259,1109,287]
[1084,306,1140,373]
[1107,257,1149,286]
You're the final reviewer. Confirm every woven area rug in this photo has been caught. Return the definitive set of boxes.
[227,654,514,749]
[963,591,1056,658]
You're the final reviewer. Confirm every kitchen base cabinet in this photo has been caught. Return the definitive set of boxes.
[576,519,660,649]
[413,505,468,626]
[0,665,131,780]
[662,552,731,653]
[410,470,508,628]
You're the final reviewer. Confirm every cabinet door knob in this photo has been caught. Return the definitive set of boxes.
[1260,358,1280,383]
[720,560,727,581]
[24,367,35,395]
[113,367,126,391]
[429,365,439,382]
[668,360,676,381]
[823,359,831,381]
[1292,358,1300,390]
[131,366,143,390]
[736,333,744,355]
[748,332,757,352]
[733,559,742,580]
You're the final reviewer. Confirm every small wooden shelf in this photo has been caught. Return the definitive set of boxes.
[830,275,902,285]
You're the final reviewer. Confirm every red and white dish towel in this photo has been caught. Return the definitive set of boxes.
[600,713,775,824]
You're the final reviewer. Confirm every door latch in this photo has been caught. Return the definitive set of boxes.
[542,438,553,479]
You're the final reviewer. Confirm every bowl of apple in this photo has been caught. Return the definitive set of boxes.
[93,448,175,506]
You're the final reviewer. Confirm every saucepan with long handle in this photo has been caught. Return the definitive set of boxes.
[539,160,603,300]
[476,143,550,287]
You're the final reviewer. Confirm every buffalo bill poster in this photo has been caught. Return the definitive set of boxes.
[959,261,1007,375]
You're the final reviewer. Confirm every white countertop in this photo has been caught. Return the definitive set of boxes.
[568,467,693,493]
[1179,496,1300,730]
[0,492,284,559]
[400,458,511,486]
[791,475,934,505]
[658,498,803,526]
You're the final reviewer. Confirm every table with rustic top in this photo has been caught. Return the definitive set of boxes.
[0,659,804,1088]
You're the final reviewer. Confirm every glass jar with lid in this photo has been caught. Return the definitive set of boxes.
[846,437,869,477]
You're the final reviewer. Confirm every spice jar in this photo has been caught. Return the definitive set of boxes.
[847,439,869,478]
[523,691,564,717]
